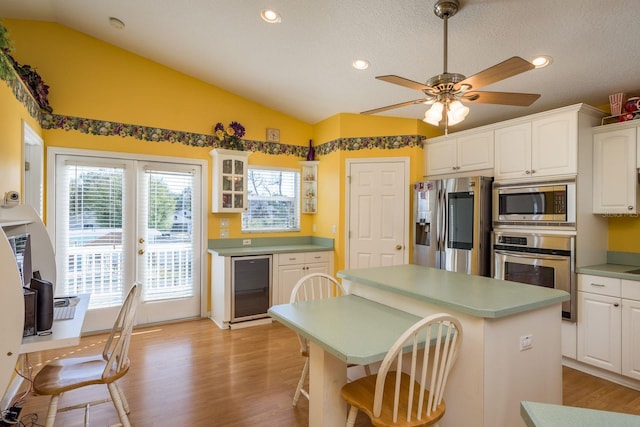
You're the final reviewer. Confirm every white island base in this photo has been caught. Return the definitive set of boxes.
[340,266,566,427]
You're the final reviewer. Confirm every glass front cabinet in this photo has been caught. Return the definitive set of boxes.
[210,149,251,213]
[300,160,319,214]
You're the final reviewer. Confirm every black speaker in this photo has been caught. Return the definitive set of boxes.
[30,278,54,332]
[23,287,36,337]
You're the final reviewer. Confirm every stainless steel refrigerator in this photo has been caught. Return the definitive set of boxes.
[413,176,492,276]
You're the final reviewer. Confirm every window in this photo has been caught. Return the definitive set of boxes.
[242,167,300,232]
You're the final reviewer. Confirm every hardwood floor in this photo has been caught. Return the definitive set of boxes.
[14,319,640,426]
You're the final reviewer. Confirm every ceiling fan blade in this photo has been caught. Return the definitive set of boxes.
[455,56,535,91]
[361,99,429,115]
[464,91,541,107]
[376,75,434,92]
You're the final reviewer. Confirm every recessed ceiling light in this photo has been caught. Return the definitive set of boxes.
[352,59,370,70]
[531,55,552,68]
[109,17,125,30]
[261,9,282,24]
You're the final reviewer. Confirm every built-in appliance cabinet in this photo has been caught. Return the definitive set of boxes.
[273,251,333,305]
[592,125,639,214]
[577,274,640,380]
[494,111,578,180]
[210,149,251,213]
[211,250,334,328]
[424,130,494,176]
[300,161,319,214]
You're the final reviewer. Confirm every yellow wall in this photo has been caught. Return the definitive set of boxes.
[1,19,433,284]
[609,217,640,253]
[0,76,41,198]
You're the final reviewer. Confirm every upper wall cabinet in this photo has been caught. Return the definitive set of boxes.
[210,149,251,213]
[592,124,639,214]
[300,161,319,214]
[494,111,578,180]
[425,130,494,176]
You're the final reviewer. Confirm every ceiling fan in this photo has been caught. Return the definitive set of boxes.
[362,0,541,130]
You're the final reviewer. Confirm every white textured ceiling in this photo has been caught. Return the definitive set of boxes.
[1,0,639,131]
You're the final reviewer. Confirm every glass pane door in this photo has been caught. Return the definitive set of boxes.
[54,154,202,331]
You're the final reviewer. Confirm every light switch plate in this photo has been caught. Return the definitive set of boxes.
[219,218,229,227]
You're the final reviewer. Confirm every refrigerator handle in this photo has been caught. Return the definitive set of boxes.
[438,187,447,252]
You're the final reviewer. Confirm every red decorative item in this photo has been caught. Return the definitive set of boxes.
[624,97,640,113]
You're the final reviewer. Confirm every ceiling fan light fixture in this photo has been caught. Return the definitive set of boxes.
[447,100,469,125]
[531,55,552,68]
[424,102,444,126]
[261,9,282,24]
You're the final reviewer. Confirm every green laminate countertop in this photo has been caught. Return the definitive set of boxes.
[521,401,640,427]
[208,236,333,256]
[337,264,569,319]
[268,295,423,365]
[576,264,640,281]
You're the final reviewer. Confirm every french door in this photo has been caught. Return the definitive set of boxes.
[49,149,205,331]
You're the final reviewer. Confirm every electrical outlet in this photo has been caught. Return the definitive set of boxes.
[220,229,229,238]
[219,218,229,227]
[242,239,251,246]
[519,334,533,351]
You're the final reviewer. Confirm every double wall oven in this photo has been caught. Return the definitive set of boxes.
[492,179,577,321]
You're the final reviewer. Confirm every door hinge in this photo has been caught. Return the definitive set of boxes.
[24,161,30,171]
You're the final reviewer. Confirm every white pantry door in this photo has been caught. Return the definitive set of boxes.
[346,158,409,269]
[51,152,203,331]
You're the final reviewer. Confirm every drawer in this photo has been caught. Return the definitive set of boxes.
[578,274,621,297]
[622,279,640,301]
[304,251,330,264]
[277,252,306,266]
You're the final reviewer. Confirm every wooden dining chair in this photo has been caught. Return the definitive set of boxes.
[340,313,463,427]
[33,283,141,427]
[289,272,348,406]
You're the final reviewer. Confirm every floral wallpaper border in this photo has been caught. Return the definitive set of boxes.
[2,60,424,156]
[1,51,42,120]
[39,113,424,157]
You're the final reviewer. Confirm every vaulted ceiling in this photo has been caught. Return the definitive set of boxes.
[1,0,639,130]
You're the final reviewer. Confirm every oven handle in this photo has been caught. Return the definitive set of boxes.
[494,250,570,262]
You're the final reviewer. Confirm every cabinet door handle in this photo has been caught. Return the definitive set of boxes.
[525,170,531,175]
[629,206,634,211]
[614,303,620,307]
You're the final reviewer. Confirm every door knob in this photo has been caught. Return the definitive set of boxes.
[138,249,145,255]
[395,244,402,250]
[139,238,145,244]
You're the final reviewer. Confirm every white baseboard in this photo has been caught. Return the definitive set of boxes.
[229,317,272,330]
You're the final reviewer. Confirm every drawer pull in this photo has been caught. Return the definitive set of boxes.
[590,283,605,287]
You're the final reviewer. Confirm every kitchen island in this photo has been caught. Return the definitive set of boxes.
[337,264,570,427]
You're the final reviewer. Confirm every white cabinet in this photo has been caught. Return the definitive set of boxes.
[300,161,319,214]
[577,274,640,379]
[622,280,640,380]
[592,126,638,214]
[577,275,621,373]
[273,251,332,305]
[210,149,251,213]
[425,130,493,176]
[494,111,578,180]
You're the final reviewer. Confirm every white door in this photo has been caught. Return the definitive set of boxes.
[50,151,204,331]
[346,158,408,269]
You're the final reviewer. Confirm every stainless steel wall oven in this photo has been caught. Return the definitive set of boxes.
[493,231,575,321]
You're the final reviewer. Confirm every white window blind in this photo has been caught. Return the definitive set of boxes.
[242,167,300,232]
[139,169,195,302]
[58,161,126,309]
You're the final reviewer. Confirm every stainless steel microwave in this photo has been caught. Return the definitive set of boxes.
[493,180,576,228]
